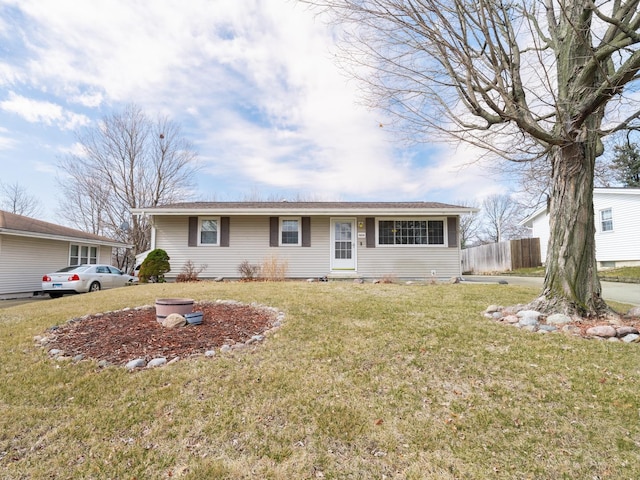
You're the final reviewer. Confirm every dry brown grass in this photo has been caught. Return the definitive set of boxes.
[259,255,288,281]
[0,281,639,479]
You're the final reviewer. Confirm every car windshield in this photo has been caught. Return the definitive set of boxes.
[56,265,91,273]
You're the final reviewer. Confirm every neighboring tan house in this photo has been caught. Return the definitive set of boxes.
[522,188,640,268]
[0,210,127,297]
[131,201,477,281]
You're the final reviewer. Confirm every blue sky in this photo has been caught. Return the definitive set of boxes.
[0,0,503,223]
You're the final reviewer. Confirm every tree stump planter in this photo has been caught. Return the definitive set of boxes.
[155,298,194,323]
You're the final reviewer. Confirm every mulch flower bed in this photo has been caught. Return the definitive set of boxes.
[44,302,278,365]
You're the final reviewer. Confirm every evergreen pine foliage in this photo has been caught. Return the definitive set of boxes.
[139,249,171,283]
[611,142,640,187]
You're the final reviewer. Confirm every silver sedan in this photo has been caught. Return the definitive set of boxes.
[42,264,136,299]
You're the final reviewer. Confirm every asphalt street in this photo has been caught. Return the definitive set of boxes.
[463,275,640,306]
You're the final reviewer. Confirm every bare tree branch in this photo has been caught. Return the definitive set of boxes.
[305,0,640,315]
[57,104,199,270]
[0,181,42,218]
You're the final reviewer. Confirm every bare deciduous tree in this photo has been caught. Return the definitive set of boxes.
[0,181,42,217]
[57,104,199,271]
[309,0,640,316]
[454,199,481,248]
[480,194,528,244]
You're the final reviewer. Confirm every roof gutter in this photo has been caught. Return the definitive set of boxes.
[132,207,480,217]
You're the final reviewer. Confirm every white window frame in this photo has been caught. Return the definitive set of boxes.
[198,217,220,246]
[280,217,301,246]
[376,217,447,247]
[600,208,613,233]
[69,244,98,265]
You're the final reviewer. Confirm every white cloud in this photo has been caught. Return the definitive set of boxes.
[0,0,501,209]
[0,92,90,129]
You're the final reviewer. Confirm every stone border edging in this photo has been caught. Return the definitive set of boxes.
[34,299,286,370]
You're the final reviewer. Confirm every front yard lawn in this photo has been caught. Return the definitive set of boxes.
[1,281,639,479]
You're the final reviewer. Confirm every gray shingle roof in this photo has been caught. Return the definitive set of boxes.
[0,210,125,245]
[153,201,463,209]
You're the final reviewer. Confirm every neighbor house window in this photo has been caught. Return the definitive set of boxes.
[600,208,613,232]
[280,217,301,246]
[378,219,445,245]
[69,244,98,265]
[199,218,219,245]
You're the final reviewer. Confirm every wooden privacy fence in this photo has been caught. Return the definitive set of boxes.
[462,238,541,274]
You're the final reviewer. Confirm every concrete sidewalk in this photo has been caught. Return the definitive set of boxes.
[463,275,640,306]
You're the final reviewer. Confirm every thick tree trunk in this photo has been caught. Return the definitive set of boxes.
[533,142,608,317]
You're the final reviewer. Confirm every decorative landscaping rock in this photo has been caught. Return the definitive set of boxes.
[483,304,640,344]
[125,358,146,370]
[517,310,542,320]
[518,316,539,327]
[147,357,167,368]
[628,306,640,317]
[162,313,186,329]
[617,326,639,336]
[538,325,558,332]
[38,299,286,370]
[546,313,572,325]
[586,325,617,338]
[562,325,581,334]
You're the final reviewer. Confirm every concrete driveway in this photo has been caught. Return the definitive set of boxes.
[463,275,640,306]
[0,295,50,309]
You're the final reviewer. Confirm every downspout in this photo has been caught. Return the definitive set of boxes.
[150,216,157,251]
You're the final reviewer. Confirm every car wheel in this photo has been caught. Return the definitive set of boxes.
[89,282,101,293]
[49,292,63,299]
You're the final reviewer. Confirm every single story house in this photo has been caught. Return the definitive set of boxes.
[0,210,127,298]
[131,201,477,281]
[521,187,640,268]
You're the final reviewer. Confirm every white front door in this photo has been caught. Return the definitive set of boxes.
[331,218,356,271]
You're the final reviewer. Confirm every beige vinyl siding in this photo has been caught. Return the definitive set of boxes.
[154,216,331,279]
[97,249,112,264]
[154,215,462,279]
[355,216,461,278]
[0,235,112,296]
[0,235,71,296]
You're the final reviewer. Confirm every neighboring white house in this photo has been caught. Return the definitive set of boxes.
[132,201,477,280]
[0,210,127,298]
[522,188,640,268]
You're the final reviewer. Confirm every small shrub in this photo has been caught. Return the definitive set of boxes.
[380,273,397,284]
[259,255,288,282]
[139,249,170,283]
[176,260,207,283]
[238,260,260,281]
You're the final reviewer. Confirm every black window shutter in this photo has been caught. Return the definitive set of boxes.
[447,217,458,247]
[269,217,279,247]
[188,217,198,246]
[220,216,230,247]
[301,216,311,247]
[366,217,375,248]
